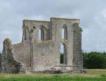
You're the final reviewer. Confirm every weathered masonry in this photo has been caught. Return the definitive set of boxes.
[0,17,83,73]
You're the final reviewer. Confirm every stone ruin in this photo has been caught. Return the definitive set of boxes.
[0,17,83,73]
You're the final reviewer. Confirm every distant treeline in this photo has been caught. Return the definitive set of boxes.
[83,52,106,69]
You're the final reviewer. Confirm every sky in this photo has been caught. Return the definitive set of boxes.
[0,0,106,52]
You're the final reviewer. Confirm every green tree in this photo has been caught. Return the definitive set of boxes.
[0,53,1,56]
[83,52,106,69]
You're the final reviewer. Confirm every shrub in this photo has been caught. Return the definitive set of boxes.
[101,74,106,78]
[83,52,106,69]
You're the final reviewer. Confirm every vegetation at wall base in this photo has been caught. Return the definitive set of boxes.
[0,69,106,81]
[0,77,106,81]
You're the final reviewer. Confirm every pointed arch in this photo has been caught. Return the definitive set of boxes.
[60,43,67,64]
[62,24,68,40]
[38,27,45,40]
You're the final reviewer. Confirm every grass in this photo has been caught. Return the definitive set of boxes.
[0,69,106,81]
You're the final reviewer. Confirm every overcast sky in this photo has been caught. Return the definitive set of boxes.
[0,0,106,52]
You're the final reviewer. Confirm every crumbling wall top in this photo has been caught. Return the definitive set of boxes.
[23,20,50,23]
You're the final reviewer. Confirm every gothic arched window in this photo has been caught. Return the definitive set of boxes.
[38,27,45,40]
[38,28,41,40]
[62,24,67,40]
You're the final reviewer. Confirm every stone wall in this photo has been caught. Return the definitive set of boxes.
[0,17,83,73]
[32,40,59,72]
[0,54,1,72]
[1,38,21,73]
[22,20,51,42]
[12,41,31,73]
[72,23,83,72]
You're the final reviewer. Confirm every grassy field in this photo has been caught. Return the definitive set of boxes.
[0,69,106,81]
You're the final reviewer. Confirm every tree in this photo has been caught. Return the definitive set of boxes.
[0,53,1,56]
[83,52,106,69]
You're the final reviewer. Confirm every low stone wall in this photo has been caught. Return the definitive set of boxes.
[1,38,21,73]
[32,40,60,72]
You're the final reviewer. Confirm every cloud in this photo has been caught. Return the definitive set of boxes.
[0,0,106,52]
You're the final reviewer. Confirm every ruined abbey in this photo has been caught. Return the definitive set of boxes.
[0,17,83,73]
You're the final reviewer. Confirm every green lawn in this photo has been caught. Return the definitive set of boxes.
[0,69,106,81]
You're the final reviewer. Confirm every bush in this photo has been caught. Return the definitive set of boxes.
[83,52,106,69]
[101,74,106,78]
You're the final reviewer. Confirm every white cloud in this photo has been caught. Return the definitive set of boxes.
[0,0,106,52]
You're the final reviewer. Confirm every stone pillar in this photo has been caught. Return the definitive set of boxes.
[72,23,83,72]
[0,54,1,72]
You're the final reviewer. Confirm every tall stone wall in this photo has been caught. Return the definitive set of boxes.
[0,17,83,73]
[72,23,83,72]
[50,17,82,70]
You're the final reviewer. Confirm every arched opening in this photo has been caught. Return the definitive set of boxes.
[62,25,67,40]
[38,28,45,40]
[38,29,41,40]
[24,28,27,40]
[38,25,50,41]
[41,28,44,40]
[60,43,67,64]
[62,28,65,39]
